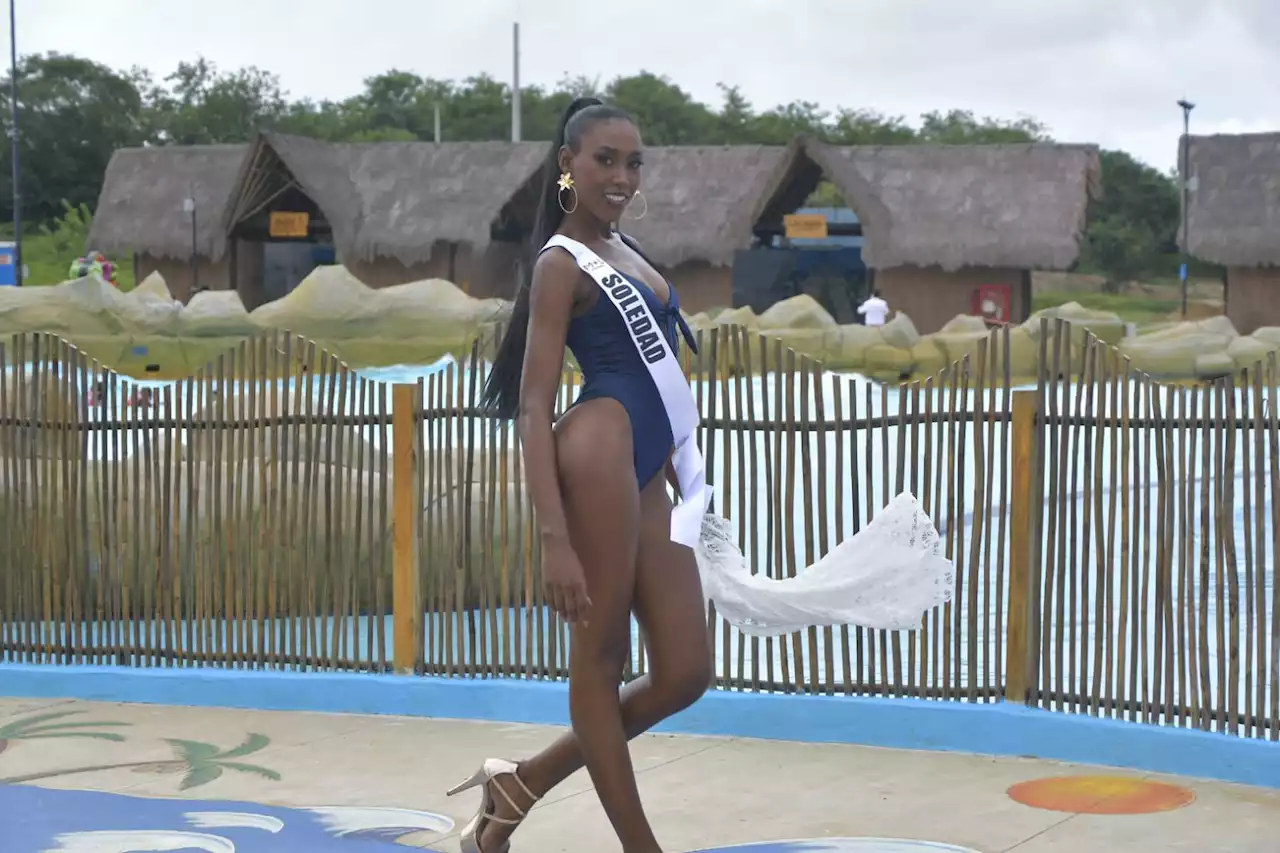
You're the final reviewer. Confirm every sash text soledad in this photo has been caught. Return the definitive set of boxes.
[602,272,665,364]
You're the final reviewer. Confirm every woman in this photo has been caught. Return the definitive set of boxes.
[447,98,710,853]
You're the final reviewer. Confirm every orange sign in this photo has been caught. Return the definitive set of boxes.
[269,211,310,238]
[783,213,828,240]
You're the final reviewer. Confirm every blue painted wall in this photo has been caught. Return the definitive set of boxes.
[3,663,1278,791]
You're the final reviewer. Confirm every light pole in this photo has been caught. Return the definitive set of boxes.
[1177,98,1195,319]
[8,0,22,286]
[183,195,197,294]
[511,22,521,143]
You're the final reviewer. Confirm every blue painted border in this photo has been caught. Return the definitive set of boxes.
[3,663,1279,790]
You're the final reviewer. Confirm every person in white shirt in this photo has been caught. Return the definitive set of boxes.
[857,289,890,326]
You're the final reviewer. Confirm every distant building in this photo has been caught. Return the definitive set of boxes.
[88,133,1101,334]
[88,133,546,307]
[497,143,789,314]
[747,137,1101,333]
[1181,132,1280,334]
[88,133,783,312]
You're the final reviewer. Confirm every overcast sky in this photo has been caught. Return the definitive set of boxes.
[13,0,1278,172]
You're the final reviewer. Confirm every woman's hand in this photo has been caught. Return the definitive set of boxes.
[542,533,592,625]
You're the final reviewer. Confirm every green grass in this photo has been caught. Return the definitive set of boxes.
[1032,289,1180,325]
[7,230,136,291]
[0,205,137,292]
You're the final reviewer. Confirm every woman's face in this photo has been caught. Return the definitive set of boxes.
[560,118,644,223]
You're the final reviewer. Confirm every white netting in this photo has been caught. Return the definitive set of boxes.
[695,491,955,636]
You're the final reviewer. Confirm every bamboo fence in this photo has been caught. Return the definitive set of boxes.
[0,321,1275,741]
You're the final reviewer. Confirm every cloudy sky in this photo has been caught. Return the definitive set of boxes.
[12,0,1278,171]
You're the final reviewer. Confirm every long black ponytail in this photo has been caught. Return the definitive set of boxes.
[479,96,635,419]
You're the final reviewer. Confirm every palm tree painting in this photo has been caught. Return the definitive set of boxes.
[0,730,280,790]
[0,710,130,755]
[161,733,281,790]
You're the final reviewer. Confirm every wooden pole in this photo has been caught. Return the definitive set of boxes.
[1006,389,1039,704]
[392,383,421,675]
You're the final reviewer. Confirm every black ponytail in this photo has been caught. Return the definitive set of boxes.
[479,96,634,419]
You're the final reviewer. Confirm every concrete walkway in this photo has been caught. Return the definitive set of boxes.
[1,696,1277,852]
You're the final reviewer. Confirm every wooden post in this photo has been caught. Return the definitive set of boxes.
[392,383,422,675]
[1006,389,1039,704]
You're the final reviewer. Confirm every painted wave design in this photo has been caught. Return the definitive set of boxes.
[305,805,455,839]
[184,811,285,834]
[699,840,982,852]
[3,785,453,852]
[43,830,237,853]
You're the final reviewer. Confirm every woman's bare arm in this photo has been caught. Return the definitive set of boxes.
[516,250,582,544]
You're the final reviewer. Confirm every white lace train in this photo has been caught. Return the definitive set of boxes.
[694,491,956,637]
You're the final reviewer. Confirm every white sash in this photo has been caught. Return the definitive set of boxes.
[542,234,711,547]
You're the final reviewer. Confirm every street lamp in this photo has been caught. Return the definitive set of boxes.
[8,0,22,287]
[1177,98,1195,319]
[183,195,197,294]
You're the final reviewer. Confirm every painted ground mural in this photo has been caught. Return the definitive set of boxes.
[0,707,1202,852]
[2,786,454,852]
[0,708,455,851]
[1007,775,1197,815]
[690,842,982,852]
[0,709,280,789]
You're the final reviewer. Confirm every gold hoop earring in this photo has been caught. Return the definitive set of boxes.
[624,189,647,221]
[557,171,578,214]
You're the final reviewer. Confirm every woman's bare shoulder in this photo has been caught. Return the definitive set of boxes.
[532,245,588,300]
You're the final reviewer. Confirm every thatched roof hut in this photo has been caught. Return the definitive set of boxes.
[801,138,1101,271]
[264,133,548,265]
[501,144,789,268]
[86,133,1103,323]
[1182,132,1280,267]
[620,145,790,267]
[242,132,365,251]
[91,134,550,267]
[87,144,247,261]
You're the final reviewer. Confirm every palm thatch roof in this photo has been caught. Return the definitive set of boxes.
[91,135,549,265]
[500,143,792,268]
[802,138,1101,271]
[251,132,365,252]
[1182,132,1280,267]
[622,145,790,266]
[87,144,247,261]
[88,133,1103,273]
[338,138,548,265]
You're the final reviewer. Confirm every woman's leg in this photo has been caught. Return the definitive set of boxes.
[482,399,656,851]
[480,469,712,851]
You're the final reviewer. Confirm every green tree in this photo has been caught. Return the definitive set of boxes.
[1080,217,1157,290]
[0,49,1187,286]
[38,200,94,259]
[1077,149,1182,284]
[149,57,289,144]
[0,52,151,222]
[276,97,354,140]
[917,109,1051,144]
[828,108,917,145]
[714,84,756,144]
[605,72,717,144]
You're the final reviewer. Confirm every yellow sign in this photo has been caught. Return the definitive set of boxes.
[783,213,828,240]
[269,211,310,238]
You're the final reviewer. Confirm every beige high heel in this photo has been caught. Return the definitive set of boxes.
[446,757,540,853]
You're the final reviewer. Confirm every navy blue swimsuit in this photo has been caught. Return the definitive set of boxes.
[553,245,698,489]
